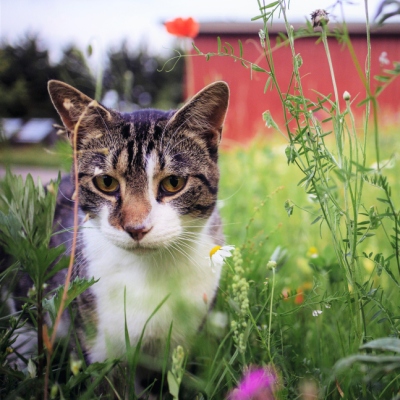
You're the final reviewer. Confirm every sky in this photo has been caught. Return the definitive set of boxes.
[0,0,397,66]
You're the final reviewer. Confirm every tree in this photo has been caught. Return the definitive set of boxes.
[0,35,58,118]
[103,42,184,111]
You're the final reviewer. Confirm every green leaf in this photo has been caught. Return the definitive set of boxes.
[374,75,390,82]
[43,277,97,325]
[168,371,180,399]
[251,64,266,72]
[284,200,294,217]
[260,1,280,9]
[285,145,297,164]
[262,110,279,130]
[251,14,265,21]
[238,39,243,58]
[192,43,203,55]
[357,97,371,107]
[264,76,272,93]
[225,42,234,55]
[360,338,400,354]
[311,215,323,225]
[217,37,221,53]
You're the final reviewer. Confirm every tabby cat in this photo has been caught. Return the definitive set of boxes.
[41,80,228,388]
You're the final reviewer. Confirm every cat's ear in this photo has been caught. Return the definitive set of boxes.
[48,80,112,146]
[168,81,229,153]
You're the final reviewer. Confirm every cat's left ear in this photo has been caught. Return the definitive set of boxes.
[48,80,113,147]
[168,81,229,153]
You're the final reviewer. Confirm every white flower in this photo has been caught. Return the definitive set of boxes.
[209,245,235,272]
[379,51,390,65]
[266,260,277,270]
[312,310,323,317]
[27,359,37,378]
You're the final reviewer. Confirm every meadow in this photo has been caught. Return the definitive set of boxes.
[1,1,400,398]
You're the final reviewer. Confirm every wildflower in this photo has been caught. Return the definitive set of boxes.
[312,310,322,317]
[282,287,290,300]
[27,359,37,378]
[50,384,59,399]
[168,345,185,399]
[307,246,319,259]
[230,247,249,353]
[165,17,200,38]
[70,358,82,376]
[310,9,329,28]
[208,311,228,330]
[307,247,319,258]
[229,367,276,400]
[209,245,235,272]
[294,291,304,305]
[379,51,390,65]
[266,260,277,270]
[343,91,351,101]
[258,29,265,47]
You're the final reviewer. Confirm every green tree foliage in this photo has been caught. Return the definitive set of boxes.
[103,42,184,110]
[0,35,58,118]
[0,36,184,120]
[56,45,96,99]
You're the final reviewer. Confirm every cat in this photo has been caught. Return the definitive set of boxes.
[7,79,229,393]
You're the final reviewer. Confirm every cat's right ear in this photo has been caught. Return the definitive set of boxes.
[48,80,112,146]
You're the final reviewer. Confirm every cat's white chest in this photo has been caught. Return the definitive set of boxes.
[81,221,219,363]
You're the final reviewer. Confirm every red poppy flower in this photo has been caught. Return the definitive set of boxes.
[165,17,200,38]
[294,292,304,305]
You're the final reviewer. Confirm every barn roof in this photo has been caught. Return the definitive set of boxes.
[198,21,400,36]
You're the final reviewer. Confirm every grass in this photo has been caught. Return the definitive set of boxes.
[0,141,71,170]
[1,129,400,399]
[2,0,400,397]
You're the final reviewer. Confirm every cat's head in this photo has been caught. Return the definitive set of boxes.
[48,80,229,253]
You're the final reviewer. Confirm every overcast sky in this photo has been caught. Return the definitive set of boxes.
[0,0,396,65]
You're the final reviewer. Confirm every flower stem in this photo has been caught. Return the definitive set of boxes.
[267,266,275,356]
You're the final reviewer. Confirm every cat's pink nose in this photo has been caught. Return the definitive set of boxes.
[125,225,152,241]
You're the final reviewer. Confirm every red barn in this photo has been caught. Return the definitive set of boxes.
[187,22,400,143]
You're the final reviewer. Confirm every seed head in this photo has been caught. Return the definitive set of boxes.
[310,9,329,28]
[343,91,351,101]
[267,260,277,270]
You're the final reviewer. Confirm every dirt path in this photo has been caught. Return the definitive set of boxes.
[0,166,63,183]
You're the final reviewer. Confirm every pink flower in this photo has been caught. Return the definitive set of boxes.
[229,367,276,400]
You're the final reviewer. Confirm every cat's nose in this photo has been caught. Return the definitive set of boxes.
[125,225,152,241]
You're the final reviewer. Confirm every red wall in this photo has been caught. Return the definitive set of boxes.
[188,33,400,144]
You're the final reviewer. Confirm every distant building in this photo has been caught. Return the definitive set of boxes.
[1,118,23,140]
[1,118,57,145]
[188,22,400,143]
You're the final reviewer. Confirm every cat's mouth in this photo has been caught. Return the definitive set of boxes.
[115,240,163,255]
[129,245,160,255]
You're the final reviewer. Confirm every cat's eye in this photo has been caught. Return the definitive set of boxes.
[94,175,120,194]
[160,176,186,195]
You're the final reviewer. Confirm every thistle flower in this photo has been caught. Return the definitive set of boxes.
[310,9,329,28]
[229,367,276,400]
[209,245,235,272]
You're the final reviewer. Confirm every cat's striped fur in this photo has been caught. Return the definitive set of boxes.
[46,80,229,375]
